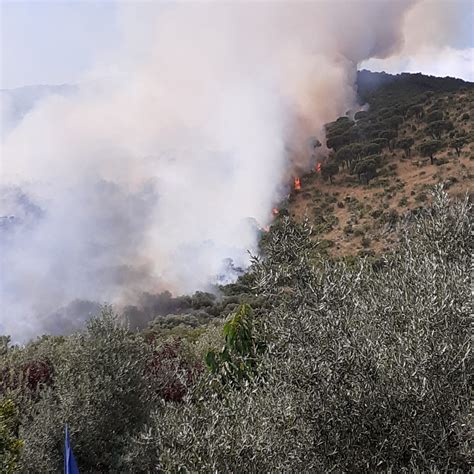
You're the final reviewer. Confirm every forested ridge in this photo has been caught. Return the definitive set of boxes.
[0,71,472,472]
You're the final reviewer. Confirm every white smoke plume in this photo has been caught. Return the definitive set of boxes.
[1,1,418,340]
[362,0,474,81]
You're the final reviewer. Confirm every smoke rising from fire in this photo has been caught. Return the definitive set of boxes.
[1,1,419,340]
[362,0,474,81]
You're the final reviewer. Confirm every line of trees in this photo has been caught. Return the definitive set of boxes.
[323,77,472,183]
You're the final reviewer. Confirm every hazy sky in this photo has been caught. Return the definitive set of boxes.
[0,0,473,89]
[0,0,121,89]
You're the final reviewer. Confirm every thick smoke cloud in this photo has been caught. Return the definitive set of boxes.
[1,1,416,340]
[362,0,474,81]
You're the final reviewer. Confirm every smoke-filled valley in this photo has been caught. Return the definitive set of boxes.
[1,1,423,340]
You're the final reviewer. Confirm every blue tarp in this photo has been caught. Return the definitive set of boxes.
[64,425,79,474]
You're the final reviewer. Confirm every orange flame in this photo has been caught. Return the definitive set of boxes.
[294,177,301,191]
[272,207,279,216]
[316,162,321,173]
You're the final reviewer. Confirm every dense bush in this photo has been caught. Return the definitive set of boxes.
[13,309,155,472]
[396,137,415,157]
[450,136,468,157]
[378,130,398,150]
[147,338,203,402]
[0,399,23,473]
[419,139,444,164]
[352,155,381,183]
[425,109,444,123]
[0,188,470,472]
[335,143,363,168]
[153,188,470,472]
[320,160,339,183]
[205,303,264,386]
[426,120,454,139]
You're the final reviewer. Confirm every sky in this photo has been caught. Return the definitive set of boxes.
[0,0,473,89]
[0,1,121,89]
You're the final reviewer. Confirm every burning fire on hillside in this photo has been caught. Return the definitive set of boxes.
[294,177,301,191]
[1,0,436,342]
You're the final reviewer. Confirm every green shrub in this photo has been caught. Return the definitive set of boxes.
[205,304,264,386]
[343,224,353,234]
[17,309,154,472]
[0,399,23,474]
[415,192,427,202]
[436,157,449,166]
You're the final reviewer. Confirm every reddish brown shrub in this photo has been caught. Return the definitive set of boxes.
[146,340,203,402]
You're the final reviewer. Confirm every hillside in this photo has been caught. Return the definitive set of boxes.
[0,72,471,472]
[285,70,473,258]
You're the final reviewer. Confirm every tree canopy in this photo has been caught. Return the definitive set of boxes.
[320,160,339,183]
[426,120,454,139]
[396,137,415,157]
[419,139,443,164]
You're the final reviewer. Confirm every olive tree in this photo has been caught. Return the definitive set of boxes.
[450,136,467,157]
[352,155,380,183]
[426,120,454,139]
[0,399,23,474]
[419,139,443,164]
[396,137,415,158]
[335,143,363,168]
[379,129,397,150]
[320,160,339,184]
[17,309,155,473]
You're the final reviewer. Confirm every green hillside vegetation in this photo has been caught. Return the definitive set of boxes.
[0,72,472,472]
